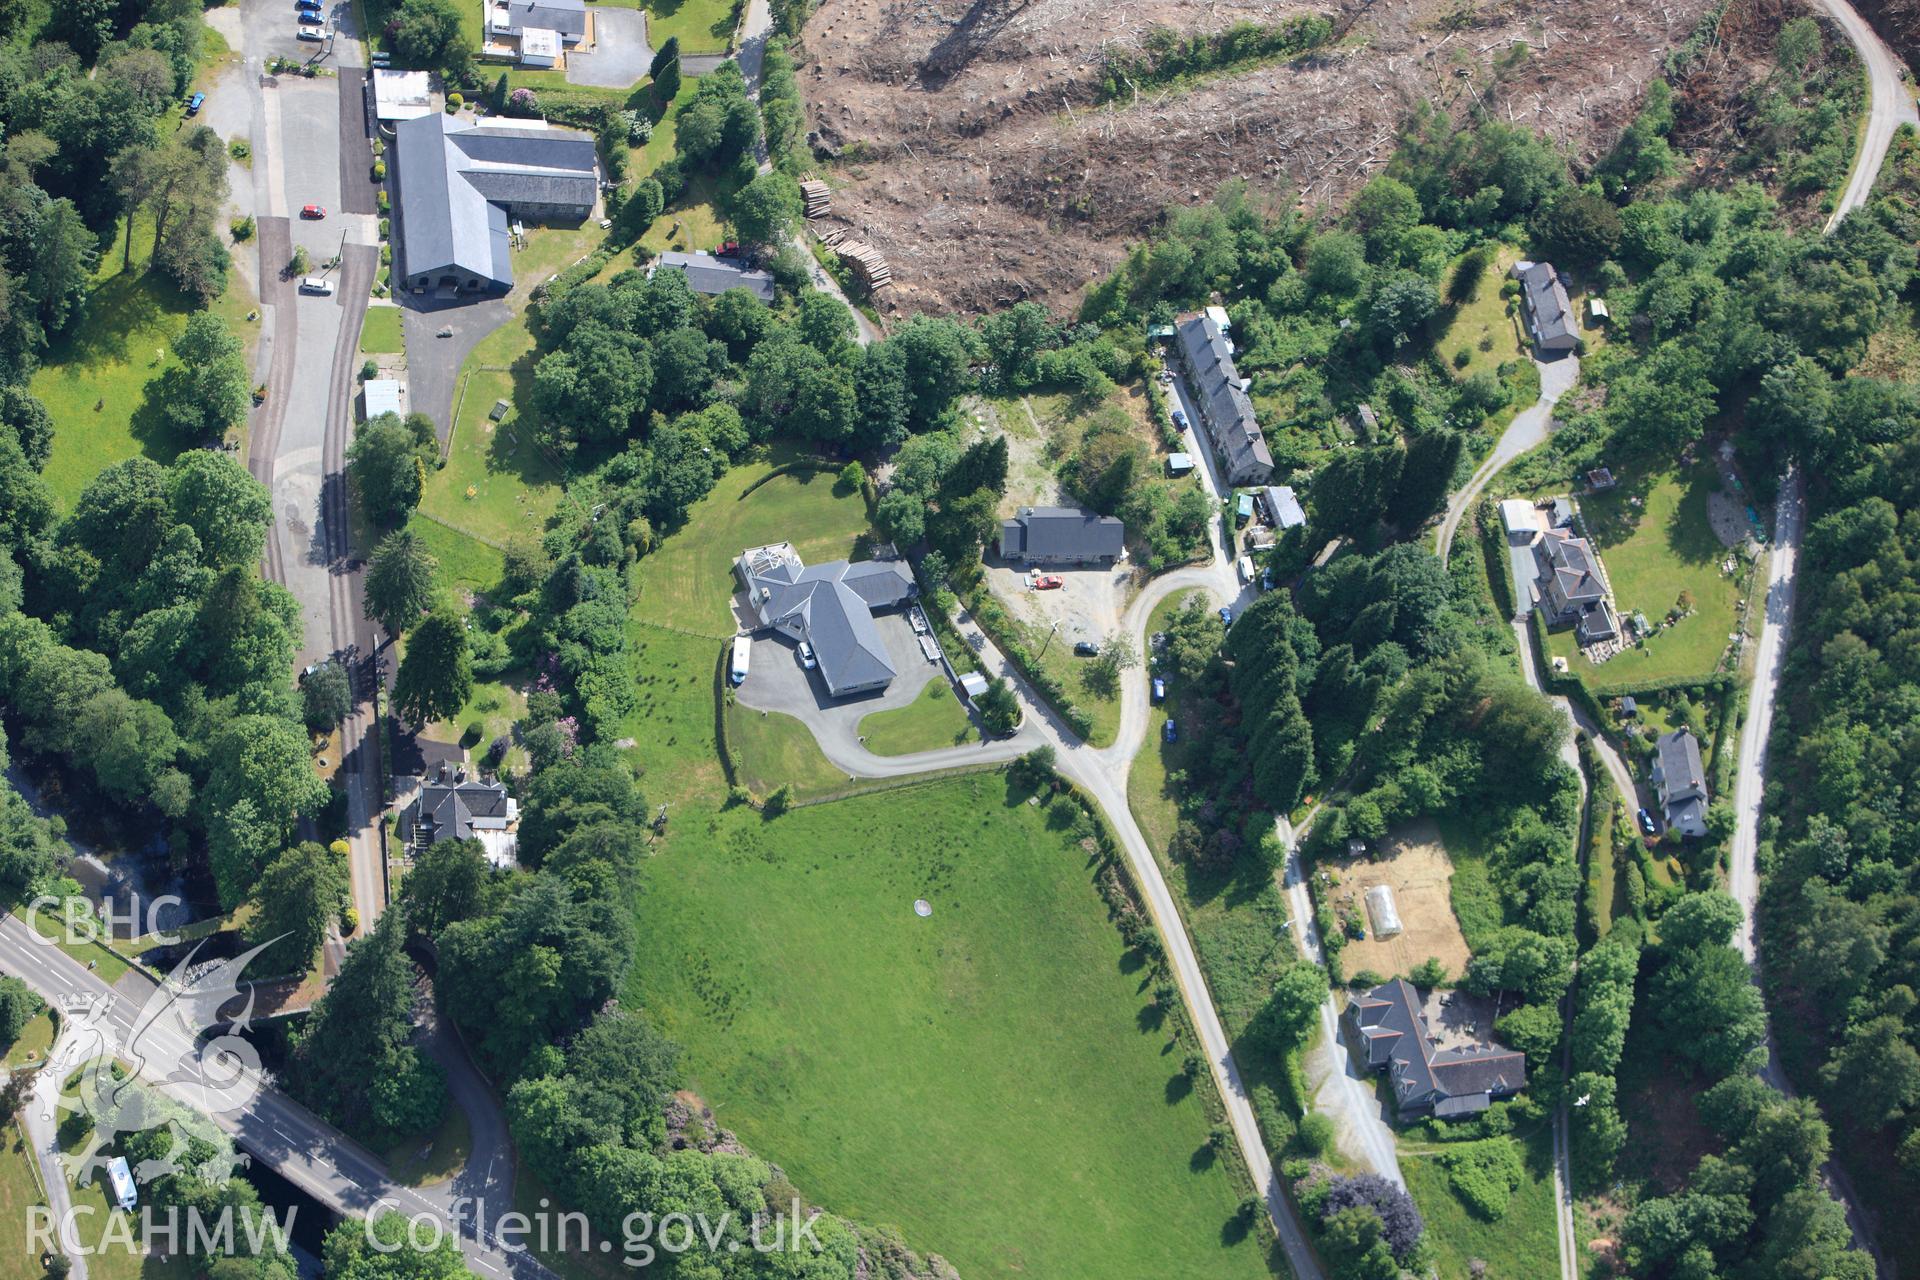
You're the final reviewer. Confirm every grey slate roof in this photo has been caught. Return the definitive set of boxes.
[410,779,513,843]
[1655,729,1706,805]
[1539,529,1606,606]
[1349,978,1526,1117]
[503,0,587,37]
[1515,260,1577,349]
[738,545,915,696]
[396,116,597,290]
[655,251,776,301]
[1260,485,1306,530]
[1000,506,1125,560]
[1176,314,1273,482]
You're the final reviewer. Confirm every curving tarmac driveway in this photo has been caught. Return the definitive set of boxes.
[1434,352,1580,569]
[1813,0,1920,232]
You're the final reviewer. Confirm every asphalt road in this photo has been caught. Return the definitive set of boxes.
[0,919,548,1280]
[1814,0,1920,232]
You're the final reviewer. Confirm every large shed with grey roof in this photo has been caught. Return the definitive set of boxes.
[998,506,1125,563]
[1651,729,1709,837]
[1174,313,1273,485]
[736,543,917,697]
[1512,260,1579,352]
[652,251,777,302]
[395,115,598,296]
[1346,978,1526,1119]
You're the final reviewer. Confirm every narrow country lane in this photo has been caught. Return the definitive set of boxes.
[1434,353,1580,568]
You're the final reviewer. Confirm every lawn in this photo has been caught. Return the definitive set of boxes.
[0,1122,44,1280]
[359,305,405,355]
[14,906,131,983]
[34,220,200,508]
[857,677,976,755]
[1399,1129,1561,1280]
[417,323,563,548]
[629,776,1273,1280]
[630,456,875,636]
[409,515,507,600]
[1545,464,1740,692]
[1436,247,1526,388]
[430,675,529,773]
[724,702,848,799]
[620,622,731,805]
[59,1124,187,1280]
[636,0,736,56]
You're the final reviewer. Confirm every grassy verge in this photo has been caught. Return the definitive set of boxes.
[0,1122,43,1280]
[384,1100,472,1187]
[1126,590,1204,852]
[857,678,975,755]
[13,907,132,983]
[636,0,735,56]
[3,1012,55,1070]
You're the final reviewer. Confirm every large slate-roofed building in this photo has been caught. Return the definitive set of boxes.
[1347,978,1527,1119]
[653,250,777,302]
[399,769,519,867]
[1652,729,1709,837]
[395,116,598,295]
[490,0,588,40]
[1535,527,1618,644]
[998,506,1125,563]
[1174,313,1273,486]
[736,543,916,698]
[1513,260,1579,353]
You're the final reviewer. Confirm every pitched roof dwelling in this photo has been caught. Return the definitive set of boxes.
[736,543,916,697]
[1535,527,1616,641]
[998,506,1125,563]
[399,767,519,867]
[1512,260,1579,352]
[1346,978,1527,1119]
[1175,314,1273,486]
[1652,729,1709,837]
[489,0,588,41]
[362,379,404,422]
[396,116,597,295]
[1260,485,1307,530]
[652,250,776,302]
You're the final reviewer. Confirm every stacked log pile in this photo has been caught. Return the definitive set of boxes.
[819,227,893,290]
[800,180,832,218]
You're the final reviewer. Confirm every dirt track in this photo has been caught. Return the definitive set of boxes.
[797,0,1720,315]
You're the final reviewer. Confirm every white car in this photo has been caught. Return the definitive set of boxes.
[298,276,334,295]
[296,23,326,40]
[797,641,817,670]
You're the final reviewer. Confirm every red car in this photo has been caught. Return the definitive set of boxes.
[1034,574,1064,590]
[300,204,327,219]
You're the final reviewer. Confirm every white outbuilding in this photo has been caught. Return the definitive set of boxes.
[1499,498,1537,543]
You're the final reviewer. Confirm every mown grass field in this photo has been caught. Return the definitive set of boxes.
[409,515,507,601]
[32,217,234,508]
[858,677,976,755]
[630,457,874,636]
[1127,590,1205,853]
[628,777,1272,1280]
[1547,464,1738,691]
[418,324,563,548]
[1436,248,1525,387]
[1399,1129,1560,1280]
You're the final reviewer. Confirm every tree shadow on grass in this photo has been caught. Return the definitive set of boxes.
[50,264,191,371]
[1189,1141,1218,1172]
[1164,1071,1193,1105]
[1663,468,1730,567]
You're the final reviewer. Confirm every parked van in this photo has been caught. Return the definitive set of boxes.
[1237,554,1255,584]
[299,276,334,296]
[729,634,751,685]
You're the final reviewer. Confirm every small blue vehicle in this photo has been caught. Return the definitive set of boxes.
[184,91,205,115]
[1151,676,1165,704]
[1218,606,1233,626]
[1163,719,1178,744]
[1171,409,1189,429]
